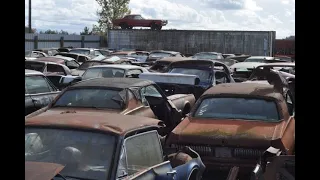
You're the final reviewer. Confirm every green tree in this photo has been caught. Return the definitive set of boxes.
[80,26,91,35]
[95,0,131,30]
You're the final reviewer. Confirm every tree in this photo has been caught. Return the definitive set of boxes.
[25,26,36,33]
[95,0,131,30]
[39,29,70,34]
[80,26,91,35]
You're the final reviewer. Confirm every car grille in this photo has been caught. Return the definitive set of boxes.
[171,144,263,159]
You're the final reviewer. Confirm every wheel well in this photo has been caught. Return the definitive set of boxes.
[188,168,199,180]
[182,102,191,115]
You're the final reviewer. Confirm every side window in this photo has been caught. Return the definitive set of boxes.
[94,50,103,56]
[126,69,143,77]
[215,71,228,84]
[46,64,66,75]
[82,68,102,80]
[25,76,52,94]
[141,85,162,98]
[78,56,86,63]
[66,60,79,68]
[118,130,163,176]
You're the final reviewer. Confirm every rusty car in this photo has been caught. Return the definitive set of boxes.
[82,64,149,80]
[54,52,92,64]
[25,69,60,116]
[165,83,295,174]
[112,14,168,30]
[36,56,80,70]
[70,59,132,76]
[149,57,192,73]
[25,113,205,180]
[26,78,196,134]
[33,48,60,56]
[146,50,184,64]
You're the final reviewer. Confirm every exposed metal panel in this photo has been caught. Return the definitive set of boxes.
[108,30,276,56]
[25,42,34,51]
[63,35,82,41]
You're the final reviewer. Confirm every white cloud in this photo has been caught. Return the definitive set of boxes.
[25,0,295,38]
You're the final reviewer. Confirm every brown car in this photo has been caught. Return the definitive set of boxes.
[25,113,205,180]
[149,57,192,73]
[25,161,64,180]
[166,83,295,172]
[26,78,195,135]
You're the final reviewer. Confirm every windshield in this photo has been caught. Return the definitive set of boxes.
[244,58,268,63]
[128,54,149,62]
[193,53,218,60]
[82,68,125,80]
[53,88,125,109]
[25,62,45,72]
[149,52,172,58]
[150,62,171,71]
[194,97,280,121]
[70,49,91,55]
[169,68,211,82]
[25,127,116,180]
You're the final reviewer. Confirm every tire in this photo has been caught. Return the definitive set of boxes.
[157,25,162,30]
[128,26,133,29]
[150,22,157,30]
[188,169,199,180]
[120,23,128,29]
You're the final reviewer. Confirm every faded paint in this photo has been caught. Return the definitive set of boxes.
[108,30,276,56]
[25,161,65,180]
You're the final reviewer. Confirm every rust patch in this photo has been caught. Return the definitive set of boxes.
[25,161,64,180]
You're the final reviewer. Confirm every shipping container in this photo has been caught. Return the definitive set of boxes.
[107,29,276,56]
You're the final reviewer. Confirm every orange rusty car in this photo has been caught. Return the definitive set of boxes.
[165,83,295,172]
[26,78,196,135]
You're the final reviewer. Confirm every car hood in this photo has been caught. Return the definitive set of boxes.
[25,161,64,180]
[70,69,85,76]
[168,117,287,147]
[230,62,266,70]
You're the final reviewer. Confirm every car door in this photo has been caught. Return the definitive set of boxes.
[116,130,163,178]
[25,75,60,116]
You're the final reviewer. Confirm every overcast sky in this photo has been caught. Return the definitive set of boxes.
[25,0,295,39]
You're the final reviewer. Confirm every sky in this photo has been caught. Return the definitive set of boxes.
[25,0,295,39]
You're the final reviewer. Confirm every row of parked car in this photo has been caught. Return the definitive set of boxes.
[25,47,295,180]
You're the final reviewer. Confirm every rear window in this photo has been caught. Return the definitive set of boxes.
[25,62,45,72]
[70,49,91,55]
[194,97,280,122]
[149,52,172,58]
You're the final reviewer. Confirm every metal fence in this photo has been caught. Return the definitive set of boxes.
[25,34,107,51]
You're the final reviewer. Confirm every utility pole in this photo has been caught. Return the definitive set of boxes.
[28,0,32,33]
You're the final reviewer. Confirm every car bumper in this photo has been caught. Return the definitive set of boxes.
[201,157,257,172]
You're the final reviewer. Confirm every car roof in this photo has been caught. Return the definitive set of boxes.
[247,56,275,60]
[157,57,191,63]
[71,77,154,89]
[25,112,161,135]
[71,48,98,50]
[257,62,295,67]
[195,52,220,54]
[52,55,75,61]
[88,64,146,70]
[25,60,64,66]
[36,57,66,63]
[25,69,43,76]
[203,83,284,101]
[112,51,148,55]
[150,50,180,54]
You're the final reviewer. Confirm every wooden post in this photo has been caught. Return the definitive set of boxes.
[60,36,64,47]
[81,36,85,48]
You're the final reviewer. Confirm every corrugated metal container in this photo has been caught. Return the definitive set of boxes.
[107,30,276,56]
[275,39,295,57]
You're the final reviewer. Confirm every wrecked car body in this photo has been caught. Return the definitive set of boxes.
[149,57,192,73]
[26,78,195,134]
[25,113,205,180]
[166,83,295,174]
[25,161,65,180]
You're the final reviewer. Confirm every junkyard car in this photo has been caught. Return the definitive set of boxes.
[25,113,205,180]
[33,48,60,56]
[26,78,195,134]
[192,52,224,60]
[230,56,287,81]
[26,161,65,180]
[69,48,104,57]
[54,52,92,64]
[112,14,168,30]
[165,60,235,98]
[111,51,150,62]
[25,69,60,116]
[82,64,149,80]
[149,57,192,73]
[146,50,183,64]
[166,83,295,172]
[25,50,48,59]
[36,56,80,70]
[70,59,132,76]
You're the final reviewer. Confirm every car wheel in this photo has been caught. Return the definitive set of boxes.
[150,22,157,30]
[128,26,133,29]
[157,25,162,30]
[120,23,128,29]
